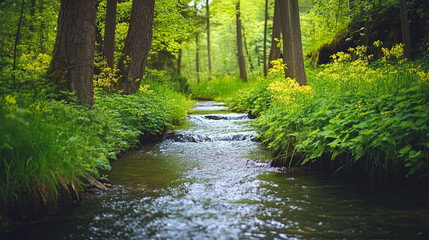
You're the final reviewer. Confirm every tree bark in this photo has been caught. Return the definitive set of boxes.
[236,1,248,82]
[177,44,182,76]
[278,0,294,79]
[29,0,36,32]
[399,0,411,59]
[116,0,155,94]
[195,0,200,83]
[242,25,254,72]
[38,0,45,52]
[349,0,354,10]
[263,0,268,77]
[196,31,200,83]
[268,0,282,70]
[46,0,97,108]
[206,0,212,80]
[12,0,25,84]
[103,0,117,68]
[289,0,306,85]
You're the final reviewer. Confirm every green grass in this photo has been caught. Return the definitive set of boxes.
[188,76,251,101]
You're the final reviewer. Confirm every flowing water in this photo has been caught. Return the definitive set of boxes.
[4,102,429,239]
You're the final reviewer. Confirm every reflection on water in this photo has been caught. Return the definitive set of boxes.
[4,102,429,239]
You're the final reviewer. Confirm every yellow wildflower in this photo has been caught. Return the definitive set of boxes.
[139,85,154,94]
[4,95,18,113]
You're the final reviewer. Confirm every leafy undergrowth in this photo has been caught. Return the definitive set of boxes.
[0,82,191,223]
[229,44,429,183]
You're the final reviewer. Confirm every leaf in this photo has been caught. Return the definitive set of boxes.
[355,121,370,129]
[331,150,341,160]
[308,129,320,136]
[360,129,375,135]
[409,150,421,159]
[399,145,412,156]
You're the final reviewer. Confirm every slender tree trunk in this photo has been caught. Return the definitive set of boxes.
[263,0,268,77]
[46,0,97,108]
[116,0,155,94]
[38,0,45,52]
[268,0,282,70]
[12,0,25,84]
[206,0,212,80]
[195,1,200,83]
[103,0,117,68]
[289,0,306,85]
[335,0,343,27]
[236,1,248,82]
[196,32,200,83]
[29,0,36,32]
[399,0,411,59]
[242,26,254,72]
[177,44,182,76]
[278,0,294,79]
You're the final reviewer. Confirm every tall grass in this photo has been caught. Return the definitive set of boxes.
[188,76,251,101]
[0,82,191,223]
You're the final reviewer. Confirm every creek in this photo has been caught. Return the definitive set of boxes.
[5,101,429,239]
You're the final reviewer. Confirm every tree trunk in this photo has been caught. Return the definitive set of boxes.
[29,0,36,32]
[12,0,25,84]
[206,0,212,80]
[242,26,254,72]
[399,0,411,59]
[289,0,306,85]
[196,32,200,83]
[177,44,182,76]
[195,0,200,83]
[349,0,354,10]
[278,0,294,79]
[116,0,155,94]
[263,0,268,77]
[45,0,97,108]
[103,0,117,68]
[268,0,282,70]
[236,1,248,82]
[38,0,45,52]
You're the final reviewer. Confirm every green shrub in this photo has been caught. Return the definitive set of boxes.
[230,44,429,182]
[189,76,250,101]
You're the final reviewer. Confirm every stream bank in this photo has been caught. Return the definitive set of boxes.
[2,101,429,239]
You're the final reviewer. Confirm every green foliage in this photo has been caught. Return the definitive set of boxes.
[307,0,429,65]
[0,82,191,219]
[96,0,194,68]
[226,77,272,116]
[229,44,429,182]
[189,75,250,101]
[181,0,268,81]
[300,0,350,54]
[146,69,190,94]
[93,57,120,93]
[0,0,59,83]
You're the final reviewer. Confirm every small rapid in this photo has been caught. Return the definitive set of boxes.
[5,101,429,240]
